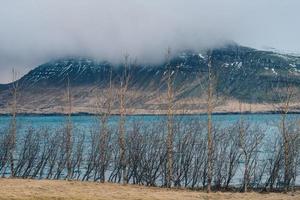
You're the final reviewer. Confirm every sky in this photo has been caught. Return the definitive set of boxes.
[0,0,300,83]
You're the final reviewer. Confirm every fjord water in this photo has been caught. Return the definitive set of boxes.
[0,113,299,132]
[0,113,299,151]
[0,113,299,185]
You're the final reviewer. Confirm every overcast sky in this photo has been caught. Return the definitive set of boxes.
[0,0,300,83]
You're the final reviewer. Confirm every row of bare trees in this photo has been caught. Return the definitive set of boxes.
[0,51,299,194]
[0,116,299,191]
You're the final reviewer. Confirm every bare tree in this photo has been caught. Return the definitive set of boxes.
[238,101,248,192]
[14,127,40,178]
[206,53,214,193]
[263,133,283,191]
[97,65,114,183]
[118,54,130,184]
[239,102,265,192]
[272,73,299,192]
[8,69,19,177]
[280,86,295,192]
[165,47,175,188]
[65,77,73,180]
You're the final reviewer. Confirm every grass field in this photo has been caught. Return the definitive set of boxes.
[0,179,299,200]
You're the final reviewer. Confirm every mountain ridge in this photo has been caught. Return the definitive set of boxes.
[0,44,300,114]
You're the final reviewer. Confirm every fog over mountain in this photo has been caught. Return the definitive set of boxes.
[0,0,300,83]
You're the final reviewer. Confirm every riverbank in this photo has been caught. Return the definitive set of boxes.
[0,179,299,200]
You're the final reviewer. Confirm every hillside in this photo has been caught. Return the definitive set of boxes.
[0,179,299,200]
[0,44,300,114]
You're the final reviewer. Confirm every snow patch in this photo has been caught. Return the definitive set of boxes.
[271,68,278,75]
[198,53,205,59]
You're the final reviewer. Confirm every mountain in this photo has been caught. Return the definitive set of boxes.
[0,44,300,114]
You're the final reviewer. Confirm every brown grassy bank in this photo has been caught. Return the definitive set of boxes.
[0,179,299,200]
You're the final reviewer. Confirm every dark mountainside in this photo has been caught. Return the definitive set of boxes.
[0,44,300,114]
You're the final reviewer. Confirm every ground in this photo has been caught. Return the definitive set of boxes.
[0,179,299,200]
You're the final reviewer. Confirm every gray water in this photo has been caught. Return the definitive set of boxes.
[0,113,299,186]
[0,113,299,147]
[0,113,299,131]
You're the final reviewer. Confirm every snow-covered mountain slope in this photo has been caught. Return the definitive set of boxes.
[0,44,300,114]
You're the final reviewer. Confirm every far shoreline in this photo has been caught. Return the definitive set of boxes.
[0,111,300,117]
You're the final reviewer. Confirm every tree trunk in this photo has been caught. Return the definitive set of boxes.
[207,56,213,193]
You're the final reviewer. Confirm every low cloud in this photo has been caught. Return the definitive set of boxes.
[0,0,300,83]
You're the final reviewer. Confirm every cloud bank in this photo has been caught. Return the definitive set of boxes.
[0,0,300,83]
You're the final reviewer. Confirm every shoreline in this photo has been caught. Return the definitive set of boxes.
[0,110,300,117]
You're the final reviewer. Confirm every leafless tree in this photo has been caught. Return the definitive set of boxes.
[212,123,242,190]
[95,65,114,183]
[238,102,265,192]
[206,53,214,193]
[65,77,73,180]
[118,54,130,184]
[14,127,40,178]
[165,47,175,188]
[8,69,19,177]
[272,73,299,192]
[70,132,85,180]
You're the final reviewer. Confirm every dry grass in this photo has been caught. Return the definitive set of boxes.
[0,179,299,200]
[1,85,300,115]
